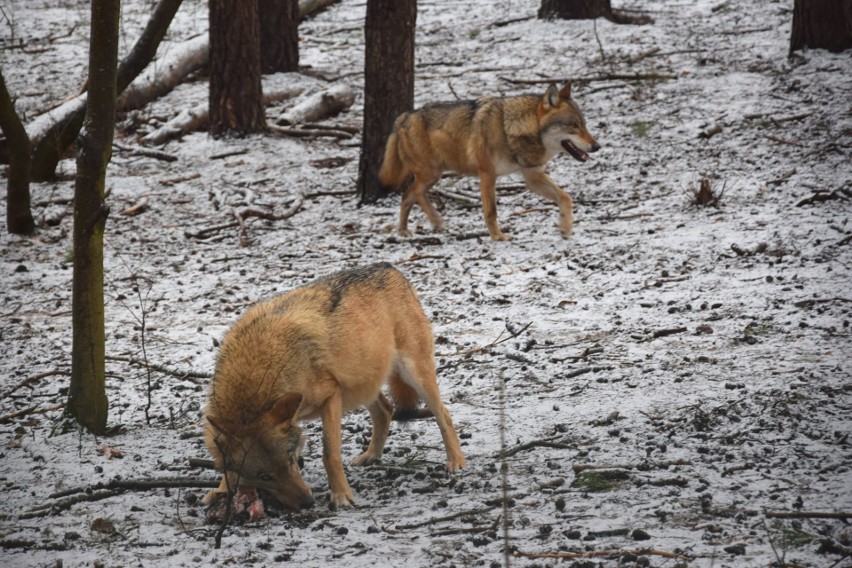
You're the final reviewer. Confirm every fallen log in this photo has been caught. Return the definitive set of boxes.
[142,82,312,145]
[276,84,356,125]
[19,0,342,176]
[117,33,208,112]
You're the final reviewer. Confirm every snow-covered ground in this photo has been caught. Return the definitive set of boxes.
[1,1,851,566]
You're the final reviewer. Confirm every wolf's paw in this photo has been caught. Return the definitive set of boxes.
[446,454,467,473]
[329,489,355,510]
[397,228,414,238]
[560,227,573,238]
[490,232,512,242]
[351,451,381,467]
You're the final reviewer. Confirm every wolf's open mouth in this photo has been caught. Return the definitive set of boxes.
[561,139,590,162]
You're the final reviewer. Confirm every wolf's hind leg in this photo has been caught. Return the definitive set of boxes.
[396,357,466,472]
[351,393,392,466]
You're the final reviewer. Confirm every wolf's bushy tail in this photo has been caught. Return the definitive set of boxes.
[389,373,421,420]
[378,119,409,190]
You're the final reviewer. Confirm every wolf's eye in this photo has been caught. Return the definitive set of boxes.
[258,473,274,482]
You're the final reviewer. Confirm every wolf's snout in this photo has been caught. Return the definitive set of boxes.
[590,142,601,153]
[300,494,316,509]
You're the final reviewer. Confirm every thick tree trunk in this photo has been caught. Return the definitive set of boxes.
[539,0,612,20]
[357,0,416,204]
[0,71,35,234]
[790,0,852,53]
[259,0,299,73]
[30,0,184,181]
[69,0,119,435]
[209,0,267,137]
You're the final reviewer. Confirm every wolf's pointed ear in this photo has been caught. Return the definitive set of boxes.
[559,82,572,100]
[544,83,560,108]
[270,393,303,426]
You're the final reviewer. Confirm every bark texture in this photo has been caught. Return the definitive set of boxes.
[69,0,119,435]
[357,0,416,204]
[790,0,852,53]
[0,71,35,234]
[259,0,299,72]
[209,0,267,137]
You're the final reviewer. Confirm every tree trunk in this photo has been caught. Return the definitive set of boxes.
[30,0,184,181]
[0,71,35,235]
[539,0,612,20]
[790,0,852,53]
[209,0,267,137]
[259,0,299,73]
[69,0,119,435]
[357,0,416,204]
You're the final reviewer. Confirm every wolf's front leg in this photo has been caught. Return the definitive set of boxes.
[321,392,355,509]
[522,169,573,237]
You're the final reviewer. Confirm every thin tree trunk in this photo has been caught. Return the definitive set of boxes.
[259,0,299,73]
[209,0,267,137]
[357,0,416,204]
[0,71,35,234]
[69,0,119,435]
[30,0,184,181]
[790,0,852,53]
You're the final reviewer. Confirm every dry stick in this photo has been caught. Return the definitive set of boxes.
[561,365,610,379]
[23,478,219,519]
[652,326,688,339]
[513,548,685,560]
[0,369,68,400]
[438,322,532,358]
[106,355,212,380]
[0,402,63,424]
[499,73,676,86]
[793,297,852,308]
[186,199,304,240]
[573,459,690,473]
[394,506,498,531]
[497,437,574,459]
[269,125,354,139]
[765,511,852,520]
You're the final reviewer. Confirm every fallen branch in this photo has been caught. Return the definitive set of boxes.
[496,437,574,459]
[437,321,532,358]
[793,297,852,308]
[573,459,690,473]
[0,369,68,401]
[0,403,63,424]
[765,511,852,520]
[561,366,610,379]
[795,188,851,207]
[499,73,676,86]
[185,198,304,241]
[652,326,688,339]
[113,141,177,162]
[106,355,212,380]
[512,548,685,560]
[394,506,498,531]
[120,196,150,216]
[22,477,219,519]
[269,125,354,139]
[159,172,201,186]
